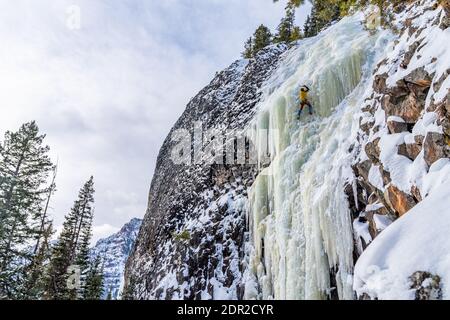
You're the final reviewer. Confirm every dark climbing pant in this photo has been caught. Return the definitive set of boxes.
[298,100,313,117]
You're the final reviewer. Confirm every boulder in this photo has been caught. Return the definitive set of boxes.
[382,93,423,124]
[379,165,392,186]
[385,80,410,102]
[384,185,417,217]
[404,69,432,104]
[428,90,450,114]
[440,1,450,30]
[373,73,388,94]
[362,99,377,114]
[387,118,408,133]
[365,205,390,239]
[365,138,381,164]
[415,135,424,145]
[399,135,424,161]
[360,118,375,135]
[404,67,433,89]
[367,192,380,205]
[352,160,372,182]
[405,139,424,160]
[398,143,409,158]
[411,185,423,202]
[400,40,423,69]
[409,271,442,300]
[443,119,450,137]
[423,132,450,166]
[382,68,432,124]
[344,180,368,219]
[431,89,450,137]
[432,69,450,93]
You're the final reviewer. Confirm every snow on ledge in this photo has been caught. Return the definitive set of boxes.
[354,159,450,299]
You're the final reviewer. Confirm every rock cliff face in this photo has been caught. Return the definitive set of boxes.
[125,0,450,300]
[124,45,288,300]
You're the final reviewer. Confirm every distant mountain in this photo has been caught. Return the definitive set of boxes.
[90,218,142,300]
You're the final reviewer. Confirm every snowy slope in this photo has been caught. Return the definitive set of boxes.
[354,165,450,299]
[90,218,142,299]
[352,0,450,300]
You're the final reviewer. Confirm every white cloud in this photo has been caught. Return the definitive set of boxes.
[0,0,311,241]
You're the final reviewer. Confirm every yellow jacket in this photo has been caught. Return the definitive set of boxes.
[300,90,308,101]
[299,90,308,102]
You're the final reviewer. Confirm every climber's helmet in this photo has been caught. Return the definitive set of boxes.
[300,85,310,92]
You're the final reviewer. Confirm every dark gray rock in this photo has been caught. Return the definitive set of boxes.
[424,131,450,166]
[409,271,442,300]
[387,118,408,134]
[123,44,288,300]
[365,138,381,164]
[402,135,424,161]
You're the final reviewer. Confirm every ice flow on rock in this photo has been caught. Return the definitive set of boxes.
[244,13,393,300]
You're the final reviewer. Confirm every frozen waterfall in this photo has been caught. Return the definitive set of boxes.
[244,13,393,300]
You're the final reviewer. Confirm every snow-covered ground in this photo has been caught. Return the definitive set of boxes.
[354,164,450,299]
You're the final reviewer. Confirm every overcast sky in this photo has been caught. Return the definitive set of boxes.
[0,0,312,243]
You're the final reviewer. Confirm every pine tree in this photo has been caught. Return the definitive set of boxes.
[242,37,253,59]
[290,26,303,42]
[32,164,57,256]
[24,222,53,299]
[46,177,95,300]
[308,5,319,37]
[46,226,72,300]
[82,255,104,300]
[274,7,297,43]
[300,0,342,38]
[316,0,341,26]
[75,205,94,298]
[22,165,58,298]
[252,25,272,54]
[303,15,312,38]
[273,0,305,8]
[0,121,54,299]
[242,24,272,59]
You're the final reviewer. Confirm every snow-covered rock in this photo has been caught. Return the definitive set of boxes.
[354,169,450,299]
[351,0,450,299]
[124,0,450,300]
[90,218,142,299]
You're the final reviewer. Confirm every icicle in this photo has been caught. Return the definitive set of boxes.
[244,14,393,300]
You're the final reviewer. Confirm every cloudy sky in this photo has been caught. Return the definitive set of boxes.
[0,0,312,242]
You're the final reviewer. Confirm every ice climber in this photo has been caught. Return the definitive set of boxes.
[297,85,313,119]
